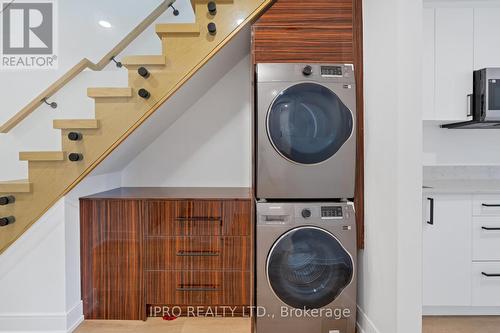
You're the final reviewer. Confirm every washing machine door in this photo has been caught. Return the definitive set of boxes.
[267,82,353,165]
[267,227,354,309]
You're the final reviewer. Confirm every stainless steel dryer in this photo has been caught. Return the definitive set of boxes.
[256,202,357,333]
[256,63,356,199]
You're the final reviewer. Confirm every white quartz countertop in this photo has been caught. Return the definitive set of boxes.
[423,180,500,194]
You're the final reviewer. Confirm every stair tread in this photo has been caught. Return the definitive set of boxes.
[0,179,32,193]
[156,23,200,37]
[53,119,99,129]
[122,55,166,67]
[87,87,133,98]
[19,151,65,161]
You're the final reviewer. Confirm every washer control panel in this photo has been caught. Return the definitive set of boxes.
[321,206,343,219]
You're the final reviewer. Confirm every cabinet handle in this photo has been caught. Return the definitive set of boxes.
[482,204,500,207]
[481,227,500,231]
[467,94,473,117]
[177,284,220,292]
[176,251,220,257]
[427,198,434,225]
[482,272,500,278]
[176,217,221,222]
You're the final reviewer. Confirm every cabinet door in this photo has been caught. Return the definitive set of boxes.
[474,8,500,69]
[422,8,436,120]
[423,195,472,306]
[435,8,474,121]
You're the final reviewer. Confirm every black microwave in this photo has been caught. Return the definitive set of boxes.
[442,68,500,129]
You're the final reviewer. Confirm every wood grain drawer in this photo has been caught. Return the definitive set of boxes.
[146,200,251,236]
[472,262,500,306]
[146,201,222,236]
[473,195,500,216]
[145,236,250,271]
[473,217,500,261]
[145,271,250,306]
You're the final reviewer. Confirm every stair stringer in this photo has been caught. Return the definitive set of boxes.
[0,0,274,254]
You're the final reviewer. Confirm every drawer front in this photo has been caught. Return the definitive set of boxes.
[472,262,500,306]
[146,201,223,236]
[145,237,250,271]
[473,195,500,216]
[473,217,500,261]
[145,271,250,306]
[222,201,252,236]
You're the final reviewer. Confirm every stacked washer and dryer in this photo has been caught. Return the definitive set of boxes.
[255,64,357,333]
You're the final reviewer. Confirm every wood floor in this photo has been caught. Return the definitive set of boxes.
[423,316,500,333]
[75,316,500,333]
[75,317,251,333]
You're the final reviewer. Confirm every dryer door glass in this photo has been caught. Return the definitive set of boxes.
[267,227,353,309]
[267,83,353,165]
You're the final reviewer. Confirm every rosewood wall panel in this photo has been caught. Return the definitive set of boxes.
[252,0,365,248]
[80,199,145,320]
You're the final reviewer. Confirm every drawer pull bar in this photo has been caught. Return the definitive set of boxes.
[176,251,220,257]
[482,272,500,277]
[481,227,500,231]
[177,284,220,292]
[176,217,221,222]
[482,204,500,207]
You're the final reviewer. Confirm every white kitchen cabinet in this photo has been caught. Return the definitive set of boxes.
[423,194,472,306]
[434,8,474,121]
[472,262,500,306]
[474,8,500,69]
[422,8,436,120]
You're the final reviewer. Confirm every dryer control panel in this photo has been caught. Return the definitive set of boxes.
[321,206,343,219]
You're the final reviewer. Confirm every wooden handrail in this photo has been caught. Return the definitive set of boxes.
[0,0,176,134]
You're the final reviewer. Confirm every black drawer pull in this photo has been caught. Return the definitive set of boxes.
[482,227,500,231]
[427,198,434,225]
[177,284,220,292]
[176,251,220,257]
[482,272,500,277]
[482,204,500,207]
[176,217,221,222]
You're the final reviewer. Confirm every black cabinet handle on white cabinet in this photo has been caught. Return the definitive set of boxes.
[482,203,500,207]
[482,272,500,278]
[482,227,500,231]
[427,198,434,225]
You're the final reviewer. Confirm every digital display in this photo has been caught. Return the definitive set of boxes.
[321,206,343,218]
[321,66,343,77]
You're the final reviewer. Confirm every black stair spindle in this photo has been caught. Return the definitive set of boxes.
[68,132,83,141]
[208,1,217,15]
[0,196,15,206]
[0,216,15,227]
[138,67,150,79]
[208,22,217,35]
[68,153,84,162]
[138,88,151,99]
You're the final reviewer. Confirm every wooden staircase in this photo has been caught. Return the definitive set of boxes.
[0,0,272,253]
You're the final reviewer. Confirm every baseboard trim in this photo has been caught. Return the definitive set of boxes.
[0,301,83,333]
[356,305,381,333]
[423,306,500,316]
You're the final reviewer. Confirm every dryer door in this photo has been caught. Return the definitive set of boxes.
[267,82,353,165]
[267,227,354,309]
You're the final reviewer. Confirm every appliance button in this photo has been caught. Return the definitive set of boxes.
[302,65,313,76]
[301,209,312,218]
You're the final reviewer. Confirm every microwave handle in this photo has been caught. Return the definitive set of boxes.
[467,94,473,118]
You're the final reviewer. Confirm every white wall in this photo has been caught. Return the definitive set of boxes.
[0,0,194,181]
[358,0,423,332]
[121,55,252,187]
[0,172,121,333]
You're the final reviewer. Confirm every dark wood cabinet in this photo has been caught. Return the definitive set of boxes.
[80,188,252,320]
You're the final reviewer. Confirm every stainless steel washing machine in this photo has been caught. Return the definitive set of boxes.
[256,63,356,200]
[256,202,357,333]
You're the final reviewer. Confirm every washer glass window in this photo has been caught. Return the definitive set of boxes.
[267,227,353,309]
[267,83,353,165]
